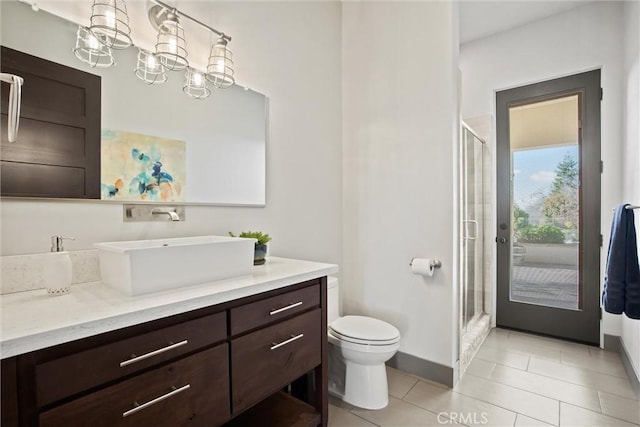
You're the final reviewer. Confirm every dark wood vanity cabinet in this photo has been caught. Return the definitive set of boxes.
[2,277,328,427]
[1,358,19,427]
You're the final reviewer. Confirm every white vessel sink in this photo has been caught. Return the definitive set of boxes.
[95,235,256,295]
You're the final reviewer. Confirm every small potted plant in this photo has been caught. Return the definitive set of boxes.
[229,231,272,265]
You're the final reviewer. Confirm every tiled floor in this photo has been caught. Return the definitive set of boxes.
[328,328,640,426]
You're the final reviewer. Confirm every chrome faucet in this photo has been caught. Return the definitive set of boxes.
[151,208,181,221]
[123,205,185,222]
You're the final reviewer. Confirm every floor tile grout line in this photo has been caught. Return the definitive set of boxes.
[518,367,637,400]
[523,357,635,393]
[399,378,420,401]
[448,375,559,426]
[458,387,557,425]
[474,355,529,372]
[501,342,592,357]
[568,347,622,359]
[474,348,637,400]
[463,369,597,415]
[351,395,463,426]
[408,376,521,421]
[561,401,640,426]
[589,346,623,361]
[558,401,561,426]
[505,333,590,348]
[390,394,455,418]
[556,361,630,380]
[596,389,604,415]
[345,404,381,426]
[559,350,628,375]
[479,341,551,359]
[471,365,609,407]
[349,410,381,427]
[482,341,595,362]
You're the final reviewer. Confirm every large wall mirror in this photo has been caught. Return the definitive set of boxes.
[0,1,267,206]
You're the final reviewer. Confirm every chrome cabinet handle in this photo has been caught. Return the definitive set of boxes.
[122,384,191,418]
[270,333,304,350]
[120,340,188,368]
[269,301,303,316]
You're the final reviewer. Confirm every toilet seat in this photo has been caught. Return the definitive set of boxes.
[329,315,400,346]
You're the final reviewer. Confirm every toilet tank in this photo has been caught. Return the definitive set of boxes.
[327,276,340,324]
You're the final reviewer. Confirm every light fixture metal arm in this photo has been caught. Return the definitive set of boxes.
[150,0,231,42]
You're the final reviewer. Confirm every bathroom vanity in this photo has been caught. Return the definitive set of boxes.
[0,257,337,427]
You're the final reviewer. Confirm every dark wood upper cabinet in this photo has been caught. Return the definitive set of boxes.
[1,46,100,199]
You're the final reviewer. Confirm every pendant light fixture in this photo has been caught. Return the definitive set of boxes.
[206,37,234,88]
[88,0,132,50]
[73,25,115,68]
[73,0,235,99]
[155,11,189,71]
[134,49,168,85]
[183,68,211,99]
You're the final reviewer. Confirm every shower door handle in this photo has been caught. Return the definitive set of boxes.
[463,220,478,240]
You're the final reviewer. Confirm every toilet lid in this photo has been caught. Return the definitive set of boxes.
[329,315,400,343]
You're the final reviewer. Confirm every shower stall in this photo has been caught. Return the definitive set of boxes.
[459,122,489,371]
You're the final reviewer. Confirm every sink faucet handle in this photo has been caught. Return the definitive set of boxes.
[51,235,76,252]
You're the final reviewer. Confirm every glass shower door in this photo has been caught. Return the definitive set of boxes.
[461,125,485,332]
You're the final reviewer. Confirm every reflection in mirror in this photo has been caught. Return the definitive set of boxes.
[0,1,267,206]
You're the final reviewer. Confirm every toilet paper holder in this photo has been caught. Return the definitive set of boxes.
[409,258,442,269]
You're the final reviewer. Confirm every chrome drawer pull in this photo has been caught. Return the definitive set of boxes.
[122,384,191,418]
[270,333,304,350]
[269,301,303,316]
[120,340,189,368]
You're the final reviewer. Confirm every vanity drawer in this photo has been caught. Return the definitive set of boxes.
[36,311,226,406]
[230,282,319,335]
[39,343,230,427]
[231,308,321,413]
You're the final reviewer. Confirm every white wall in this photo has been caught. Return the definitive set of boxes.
[342,2,459,367]
[620,0,640,377]
[0,2,343,268]
[460,1,625,339]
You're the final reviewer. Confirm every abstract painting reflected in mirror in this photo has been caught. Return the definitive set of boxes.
[101,130,186,202]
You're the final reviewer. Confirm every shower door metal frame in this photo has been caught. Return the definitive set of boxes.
[460,122,486,335]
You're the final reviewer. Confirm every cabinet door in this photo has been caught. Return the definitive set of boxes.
[39,344,230,427]
[0,46,100,198]
[231,309,321,413]
[1,357,18,427]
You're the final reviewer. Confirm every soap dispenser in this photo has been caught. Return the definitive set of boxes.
[43,236,74,295]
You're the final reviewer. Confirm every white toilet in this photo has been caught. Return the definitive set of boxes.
[327,277,401,410]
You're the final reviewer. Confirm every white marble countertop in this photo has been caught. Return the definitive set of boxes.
[1,257,338,359]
